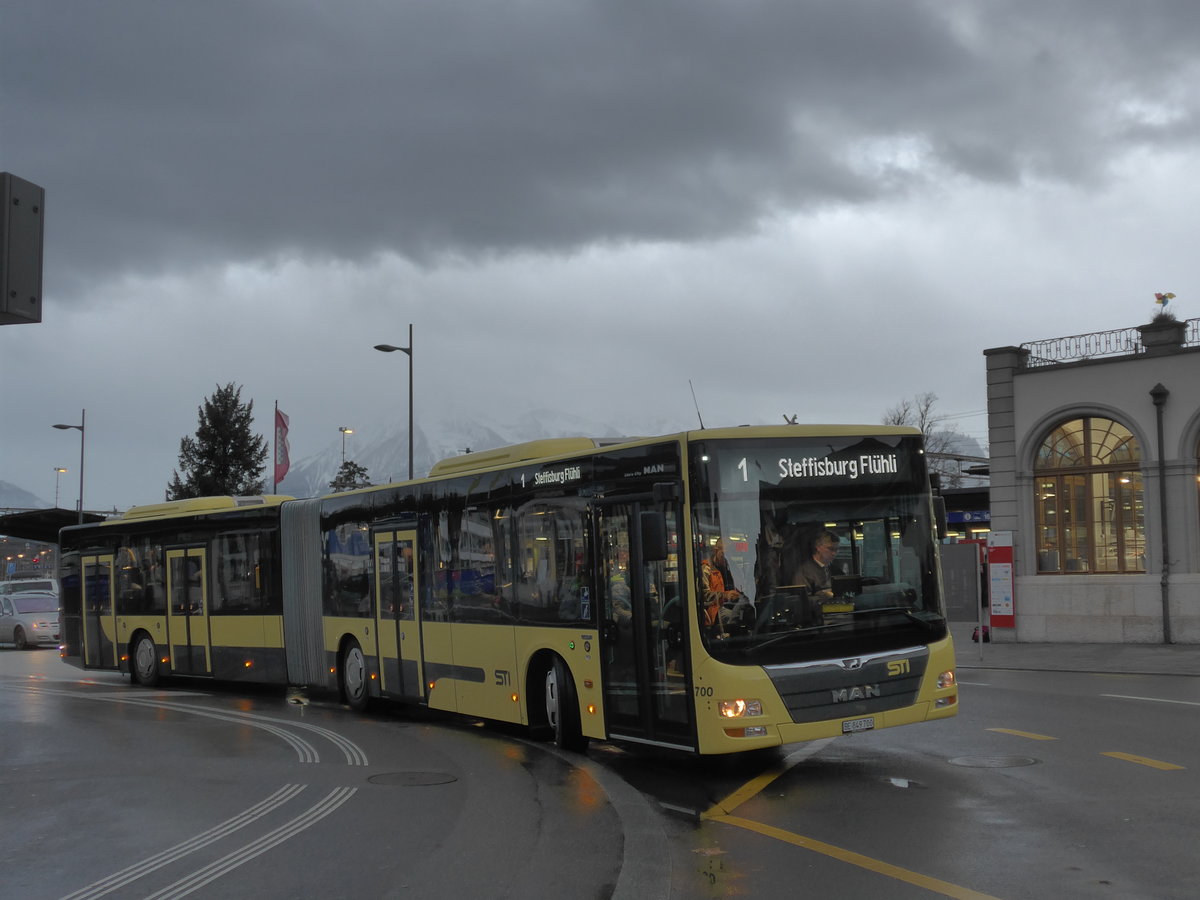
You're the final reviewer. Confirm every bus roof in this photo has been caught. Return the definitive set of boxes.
[427,437,602,477]
[117,495,294,522]
[425,425,924,479]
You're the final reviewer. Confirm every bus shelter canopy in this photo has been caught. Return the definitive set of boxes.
[0,508,107,544]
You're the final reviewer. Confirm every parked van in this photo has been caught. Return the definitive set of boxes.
[0,577,60,598]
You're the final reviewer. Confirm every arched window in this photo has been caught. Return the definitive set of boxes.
[1033,417,1144,574]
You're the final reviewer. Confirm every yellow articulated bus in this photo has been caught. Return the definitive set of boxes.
[58,426,957,755]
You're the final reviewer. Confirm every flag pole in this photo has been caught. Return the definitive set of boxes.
[273,400,279,494]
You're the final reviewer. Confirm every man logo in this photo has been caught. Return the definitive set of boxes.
[832,685,881,702]
[841,658,863,670]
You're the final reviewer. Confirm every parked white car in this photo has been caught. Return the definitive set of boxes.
[0,591,61,649]
[0,577,59,598]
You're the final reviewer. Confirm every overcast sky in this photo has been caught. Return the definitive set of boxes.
[3,1,1198,511]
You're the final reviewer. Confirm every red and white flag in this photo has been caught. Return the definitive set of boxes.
[274,407,291,486]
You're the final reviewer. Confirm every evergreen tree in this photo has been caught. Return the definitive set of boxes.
[167,383,268,499]
[330,459,371,493]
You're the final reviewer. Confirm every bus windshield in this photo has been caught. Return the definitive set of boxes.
[690,433,946,664]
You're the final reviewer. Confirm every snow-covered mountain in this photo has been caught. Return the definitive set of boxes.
[276,408,692,498]
[0,481,50,510]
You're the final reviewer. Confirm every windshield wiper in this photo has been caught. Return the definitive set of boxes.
[844,605,943,632]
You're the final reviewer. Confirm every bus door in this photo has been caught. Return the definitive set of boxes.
[166,547,210,675]
[373,530,422,699]
[596,500,694,750]
[81,554,117,668]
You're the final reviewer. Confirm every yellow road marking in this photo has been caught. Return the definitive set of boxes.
[701,739,831,819]
[987,728,1058,741]
[702,768,789,818]
[1102,752,1184,770]
[701,743,1002,899]
[713,814,1004,900]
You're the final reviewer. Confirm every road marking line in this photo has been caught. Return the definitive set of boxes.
[144,786,358,900]
[61,784,308,900]
[1102,693,1200,708]
[713,814,1003,900]
[987,728,1058,741]
[1102,752,1184,771]
[701,739,834,819]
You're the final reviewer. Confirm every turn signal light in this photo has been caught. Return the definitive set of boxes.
[724,725,769,738]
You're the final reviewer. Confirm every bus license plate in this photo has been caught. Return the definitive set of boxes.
[842,716,875,734]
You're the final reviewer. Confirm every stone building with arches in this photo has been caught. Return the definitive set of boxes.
[985,317,1200,643]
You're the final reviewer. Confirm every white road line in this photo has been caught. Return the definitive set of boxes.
[229,711,371,766]
[8,682,370,765]
[60,784,308,900]
[125,697,321,762]
[1101,693,1200,708]
[142,787,358,900]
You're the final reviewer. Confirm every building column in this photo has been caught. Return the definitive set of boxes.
[984,346,1029,640]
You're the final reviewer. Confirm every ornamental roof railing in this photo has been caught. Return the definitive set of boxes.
[1020,318,1200,368]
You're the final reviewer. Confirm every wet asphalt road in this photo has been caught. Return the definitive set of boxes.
[2,646,1197,899]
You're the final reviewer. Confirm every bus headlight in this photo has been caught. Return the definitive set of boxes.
[937,670,956,689]
[718,699,763,718]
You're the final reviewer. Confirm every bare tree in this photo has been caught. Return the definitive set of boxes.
[883,392,967,487]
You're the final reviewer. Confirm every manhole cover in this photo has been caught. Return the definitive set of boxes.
[368,771,459,786]
[948,756,1039,768]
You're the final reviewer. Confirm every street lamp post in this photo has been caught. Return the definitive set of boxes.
[375,324,414,481]
[339,426,354,464]
[54,467,67,507]
[53,409,86,524]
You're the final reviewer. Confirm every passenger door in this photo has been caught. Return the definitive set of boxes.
[166,547,210,675]
[373,529,423,699]
[81,554,118,668]
[596,500,693,751]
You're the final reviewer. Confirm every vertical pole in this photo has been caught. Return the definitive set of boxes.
[77,409,86,524]
[1150,383,1171,644]
[273,401,279,494]
[408,323,414,481]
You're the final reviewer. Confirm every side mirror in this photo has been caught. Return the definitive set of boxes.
[640,511,668,562]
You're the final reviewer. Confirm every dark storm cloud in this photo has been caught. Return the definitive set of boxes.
[4,0,1198,297]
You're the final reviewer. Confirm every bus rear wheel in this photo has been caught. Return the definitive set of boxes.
[130,633,160,687]
[340,641,369,712]
[545,657,588,753]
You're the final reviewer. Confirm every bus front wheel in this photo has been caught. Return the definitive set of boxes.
[340,641,369,712]
[130,633,160,687]
[545,657,588,753]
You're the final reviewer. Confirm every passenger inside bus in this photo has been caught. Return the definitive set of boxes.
[699,538,749,637]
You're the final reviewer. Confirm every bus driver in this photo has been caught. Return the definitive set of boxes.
[796,530,841,600]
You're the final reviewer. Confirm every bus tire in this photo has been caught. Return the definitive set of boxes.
[340,640,370,712]
[545,656,588,753]
[130,633,161,687]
